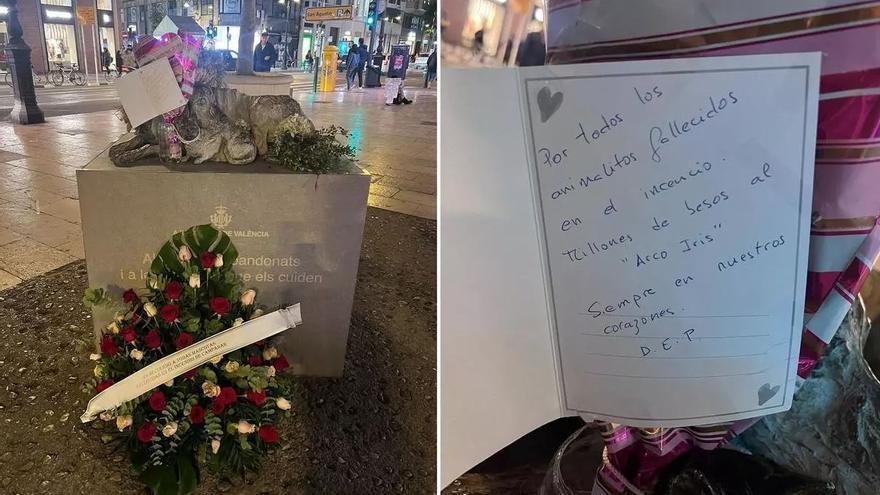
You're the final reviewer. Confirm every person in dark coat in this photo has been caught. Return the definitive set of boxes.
[516,31,546,67]
[253,32,278,72]
[115,49,123,76]
[424,48,437,88]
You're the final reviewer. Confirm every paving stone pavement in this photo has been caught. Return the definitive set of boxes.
[0,85,436,290]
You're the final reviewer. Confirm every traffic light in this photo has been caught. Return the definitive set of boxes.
[367,1,377,30]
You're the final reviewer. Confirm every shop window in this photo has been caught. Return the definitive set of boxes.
[97,0,112,8]
[42,0,72,6]
[44,22,78,67]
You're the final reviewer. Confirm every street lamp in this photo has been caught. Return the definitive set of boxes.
[4,0,44,124]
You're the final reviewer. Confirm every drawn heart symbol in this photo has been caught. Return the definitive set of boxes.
[537,86,564,123]
[757,383,780,405]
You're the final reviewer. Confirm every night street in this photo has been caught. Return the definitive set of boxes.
[0,70,428,118]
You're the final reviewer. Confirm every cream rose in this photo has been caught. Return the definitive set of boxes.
[130,348,144,361]
[106,321,120,334]
[116,415,132,431]
[262,347,278,361]
[240,289,256,306]
[214,254,224,268]
[249,308,264,320]
[143,302,157,317]
[162,422,178,437]
[164,379,174,387]
[211,438,221,454]
[89,353,101,361]
[237,420,255,434]
[99,411,114,422]
[93,364,106,378]
[232,317,244,328]
[224,361,240,373]
[189,273,201,288]
[178,245,192,262]
[266,366,276,378]
[209,355,223,365]
[202,382,220,398]
[276,397,291,410]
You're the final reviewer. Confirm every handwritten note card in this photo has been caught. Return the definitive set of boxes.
[116,57,186,128]
[522,54,819,426]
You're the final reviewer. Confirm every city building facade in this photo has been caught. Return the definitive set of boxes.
[0,0,121,75]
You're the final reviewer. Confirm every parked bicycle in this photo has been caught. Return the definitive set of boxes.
[3,69,47,87]
[49,62,86,87]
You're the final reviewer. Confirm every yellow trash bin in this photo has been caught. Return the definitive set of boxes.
[318,45,339,92]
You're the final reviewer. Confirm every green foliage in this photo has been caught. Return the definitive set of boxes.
[140,454,199,495]
[150,224,239,276]
[268,125,355,174]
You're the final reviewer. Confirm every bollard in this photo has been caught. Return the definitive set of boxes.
[318,45,338,92]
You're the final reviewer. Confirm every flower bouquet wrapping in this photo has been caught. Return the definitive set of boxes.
[82,225,295,495]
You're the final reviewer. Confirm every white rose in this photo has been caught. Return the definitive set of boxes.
[224,361,240,373]
[209,355,223,364]
[189,273,201,288]
[144,302,157,317]
[99,411,114,422]
[116,415,132,431]
[249,308,264,320]
[211,438,221,454]
[214,254,224,268]
[89,353,101,361]
[240,289,256,306]
[93,364,106,378]
[266,366,276,378]
[162,422,178,437]
[276,397,291,410]
[106,321,120,334]
[178,245,192,262]
[202,382,220,398]
[232,317,244,328]
[237,420,255,434]
[262,347,278,361]
[164,379,174,387]
[130,349,144,361]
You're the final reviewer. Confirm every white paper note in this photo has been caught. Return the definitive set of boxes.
[520,54,819,426]
[116,57,186,127]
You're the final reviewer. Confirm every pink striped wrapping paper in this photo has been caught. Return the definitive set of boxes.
[543,1,880,492]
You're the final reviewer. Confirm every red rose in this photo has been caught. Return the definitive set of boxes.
[200,252,216,269]
[144,330,161,349]
[210,297,231,315]
[100,335,119,356]
[175,332,193,349]
[159,304,179,323]
[211,399,225,415]
[246,389,266,405]
[182,368,197,380]
[164,281,183,300]
[137,422,157,443]
[273,355,290,372]
[121,327,136,343]
[218,386,237,405]
[131,313,141,323]
[95,379,114,393]
[247,355,262,366]
[189,404,205,424]
[149,391,166,412]
[123,289,138,304]
[258,424,279,443]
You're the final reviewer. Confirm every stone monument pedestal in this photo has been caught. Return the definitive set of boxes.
[76,150,370,376]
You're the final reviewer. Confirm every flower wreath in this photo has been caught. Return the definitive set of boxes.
[83,225,292,495]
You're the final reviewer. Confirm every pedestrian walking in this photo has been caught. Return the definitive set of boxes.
[473,29,484,61]
[424,48,437,88]
[345,41,362,91]
[114,49,123,76]
[305,50,313,72]
[253,32,278,72]
[101,47,113,76]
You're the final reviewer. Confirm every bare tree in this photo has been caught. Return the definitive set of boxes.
[237,0,256,75]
